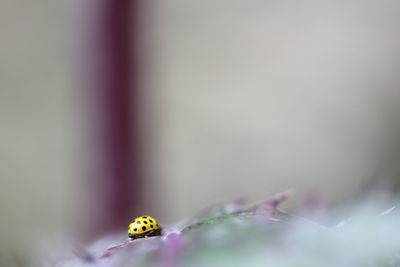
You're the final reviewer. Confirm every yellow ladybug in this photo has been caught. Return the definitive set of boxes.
[128,216,162,239]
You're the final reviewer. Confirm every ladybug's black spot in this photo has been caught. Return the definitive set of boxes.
[150,225,154,228]
[136,221,141,224]
[143,221,148,224]
[142,216,147,218]
[133,228,137,232]
[142,226,147,231]
[149,219,153,223]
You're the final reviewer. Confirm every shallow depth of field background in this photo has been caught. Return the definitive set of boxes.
[1,0,400,263]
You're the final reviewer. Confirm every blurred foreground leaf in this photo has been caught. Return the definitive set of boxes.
[48,192,400,267]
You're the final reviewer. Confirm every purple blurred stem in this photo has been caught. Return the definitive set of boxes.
[80,0,142,237]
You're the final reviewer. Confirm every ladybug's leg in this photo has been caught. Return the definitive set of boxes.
[147,229,162,237]
[144,230,155,238]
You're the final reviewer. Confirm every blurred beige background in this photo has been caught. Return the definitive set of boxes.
[0,0,75,262]
[1,0,400,264]
[145,0,400,221]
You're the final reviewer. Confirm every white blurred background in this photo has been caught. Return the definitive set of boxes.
[0,0,75,264]
[146,0,400,220]
[1,0,400,264]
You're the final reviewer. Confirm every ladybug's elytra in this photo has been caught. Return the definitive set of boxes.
[128,216,162,239]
